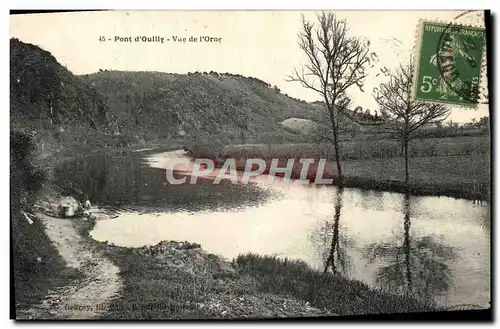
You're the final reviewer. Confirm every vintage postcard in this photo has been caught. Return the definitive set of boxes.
[10,10,491,320]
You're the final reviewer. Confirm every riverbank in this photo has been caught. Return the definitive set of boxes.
[12,136,473,319]
[77,216,438,319]
[11,128,182,317]
[188,144,490,201]
[339,155,489,201]
[12,194,82,316]
[15,190,122,319]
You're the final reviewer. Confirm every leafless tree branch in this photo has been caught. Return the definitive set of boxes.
[373,62,451,184]
[287,12,371,182]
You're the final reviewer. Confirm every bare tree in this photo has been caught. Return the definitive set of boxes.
[374,62,450,186]
[287,12,370,184]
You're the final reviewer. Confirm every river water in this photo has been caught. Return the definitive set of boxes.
[54,149,490,309]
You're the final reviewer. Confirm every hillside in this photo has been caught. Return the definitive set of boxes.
[10,38,119,134]
[10,37,382,149]
[80,71,324,144]
[9,37,347,147]
[11,38,487,152]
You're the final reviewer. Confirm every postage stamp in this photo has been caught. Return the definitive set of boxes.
[412,20,486,107]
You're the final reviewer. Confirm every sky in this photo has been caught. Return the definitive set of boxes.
[10,10,489,123]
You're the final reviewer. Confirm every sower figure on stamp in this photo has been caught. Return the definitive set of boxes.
[429,33,473,101]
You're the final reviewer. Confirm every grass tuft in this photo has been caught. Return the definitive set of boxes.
[234,253,439,315]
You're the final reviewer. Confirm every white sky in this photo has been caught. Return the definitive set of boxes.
[10,10,489,123]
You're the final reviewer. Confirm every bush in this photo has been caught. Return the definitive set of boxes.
[11,130,47,211]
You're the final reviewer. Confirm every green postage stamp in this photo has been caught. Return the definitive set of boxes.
[413,21,486,107]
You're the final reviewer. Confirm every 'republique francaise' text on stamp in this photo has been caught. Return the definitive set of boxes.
[413,21,485,107]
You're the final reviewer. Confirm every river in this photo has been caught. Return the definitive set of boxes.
[54,149,491,310]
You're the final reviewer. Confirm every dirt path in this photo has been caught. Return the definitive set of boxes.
[16,212,123,320]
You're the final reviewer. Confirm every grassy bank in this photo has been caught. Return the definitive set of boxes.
[188,137,490,201]
[197,136,489,160]
[340,155,489,201]
[75,216,437,319]
[234,254,439,315]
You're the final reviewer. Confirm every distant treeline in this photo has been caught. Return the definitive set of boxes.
[183,71,310,103]
[187,71,272,87]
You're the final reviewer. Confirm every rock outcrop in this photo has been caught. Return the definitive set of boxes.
[280,118,319,135]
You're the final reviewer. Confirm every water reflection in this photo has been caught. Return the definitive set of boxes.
[54,152,272,212]
[356,189,386,212]
[309,186,353,277]
[322,187,350,275]
[60,150,489,308]
[363,193,457,303]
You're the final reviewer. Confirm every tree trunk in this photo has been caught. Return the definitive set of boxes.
[332,125,343,184]
[404,137,409,188]
[327,103,343,184]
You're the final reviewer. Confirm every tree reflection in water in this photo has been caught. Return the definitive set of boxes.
[320,187,351,276]
[364,193,457,303]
